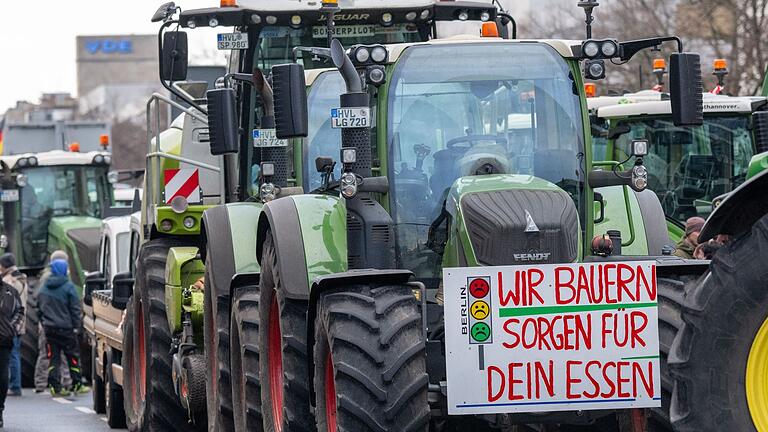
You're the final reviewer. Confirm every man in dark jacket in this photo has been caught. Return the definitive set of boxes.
[0,279,25,426]
[0,253,27,397]
[37,259,89,396]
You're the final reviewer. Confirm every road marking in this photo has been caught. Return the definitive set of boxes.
[52,397,72,404]
[75,406,95,414]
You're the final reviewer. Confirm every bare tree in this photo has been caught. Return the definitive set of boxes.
[524,0,768,95]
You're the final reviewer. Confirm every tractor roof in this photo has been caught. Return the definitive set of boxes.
[594,92,767,119]
[0,150,111,169]
[180,0,496,28]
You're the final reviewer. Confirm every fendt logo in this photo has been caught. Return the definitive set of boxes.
[512,252,551,262]
[85,39,133,55]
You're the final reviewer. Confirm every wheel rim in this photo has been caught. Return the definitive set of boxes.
[324,349,338,431]
[137,302,146,400]
[747,317,768,431]
[268,295,284,431]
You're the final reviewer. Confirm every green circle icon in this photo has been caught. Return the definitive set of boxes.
[471,322,491,342]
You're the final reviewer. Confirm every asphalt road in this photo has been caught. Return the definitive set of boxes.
[2,390,124,431]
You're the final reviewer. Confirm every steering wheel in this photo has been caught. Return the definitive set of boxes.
[446,135,507,150]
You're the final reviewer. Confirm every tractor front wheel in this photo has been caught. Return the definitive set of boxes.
[229,285,264,432]
[313,283,429,432]
[258,230,313,432]
[670,213,768,432]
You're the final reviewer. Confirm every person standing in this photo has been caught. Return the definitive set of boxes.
[0,277,25,426]
[0,253,26,397]
[673,216,705,259]
[33,250,71,393]
[36,259,88,396]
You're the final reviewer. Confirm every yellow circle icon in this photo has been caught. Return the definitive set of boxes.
[470,300,490,320]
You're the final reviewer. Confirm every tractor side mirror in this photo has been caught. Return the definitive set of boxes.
[111,272,134,310]
[83,272,105,307]
[161,31,188,82]
[272,63,308,139]
[206,88,239,155]
[753,111,768,154]
[669,53,703,127]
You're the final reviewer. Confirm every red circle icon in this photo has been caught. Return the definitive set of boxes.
[469,278,489,298]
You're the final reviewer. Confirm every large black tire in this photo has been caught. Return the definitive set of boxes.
[230,285,264,432]
[669,214,768,432]
[649,275,696,430]
[313,283,429,432]
[122,297,139,429]
[92,343,106,414]
[258,231,314,432]
[105,348,126,429]
[20,277,39,388]
[204,254,235,432]
[126,238,189,432]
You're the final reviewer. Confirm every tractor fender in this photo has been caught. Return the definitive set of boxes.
[256,195,347,301]
[700,169,768,242]
[202,203,263,301]
[306,269,414,405]
[200,206,236,302]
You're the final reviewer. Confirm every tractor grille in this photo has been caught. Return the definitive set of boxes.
[461,189,579,266]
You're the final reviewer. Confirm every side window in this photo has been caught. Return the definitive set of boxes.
[103,237,112,289]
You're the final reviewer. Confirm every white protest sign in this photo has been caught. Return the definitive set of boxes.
[443,262,661,415]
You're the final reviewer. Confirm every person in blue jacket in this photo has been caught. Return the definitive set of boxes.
[36,259,89,397]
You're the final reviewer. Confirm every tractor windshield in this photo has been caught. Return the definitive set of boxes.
[19,165,110,267]
[387,42,585,278]
[614,115,753,223]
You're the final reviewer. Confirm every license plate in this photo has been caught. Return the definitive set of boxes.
[313,25,377,38]
[1,190,18,202]
[252,129,288,147]
[331,108,370,129]
[217,32,249,50]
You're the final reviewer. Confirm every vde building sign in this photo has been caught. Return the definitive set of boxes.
[76,34,157,99]
[444,262,661,415]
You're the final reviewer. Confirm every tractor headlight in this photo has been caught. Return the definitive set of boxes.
[290,15,302,27]
[370,46,387,63]
[266,15,277,25]
[340,172,358,199]
[93,155,105,164]
[28,156,38,166]
[16,158,28,168]
[160,219,173,232]
[366,66,386,86]
[631,139,649,157]
[583,41,600,58]
[585,59,606,80]
[420,9,430,20]
[15,174,27,188]
[632,165,648,191]
[355,47,370,64]
[405,11,417,21]
[187,19,196,29]
[381,12,393,25]
[209,17,219,27]
[457,9,469,21]
[251,14,261,24]
[103,155,112,165]
[480,10,491,22]
[341,148,357,164]
[260,182,276,202]
[601,40,618,57]
[183,216,196,229]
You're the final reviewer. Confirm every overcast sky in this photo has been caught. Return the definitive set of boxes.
[0,0,519,114]
[0,0,226,113]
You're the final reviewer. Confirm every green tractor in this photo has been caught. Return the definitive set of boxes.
[218,23,706,432]
[122,1,501,430]
[665,108,768,431]
[590,91,767,242]
[0,149,113,387]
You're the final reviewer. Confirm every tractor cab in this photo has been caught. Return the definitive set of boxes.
[594,92,767,236]
[0,150,112,284]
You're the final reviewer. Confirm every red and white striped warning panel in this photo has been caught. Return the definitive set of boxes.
[164,168,201,203]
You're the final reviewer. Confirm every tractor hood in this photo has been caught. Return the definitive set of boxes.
[48,216,102,282]
[448,174,580,266]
